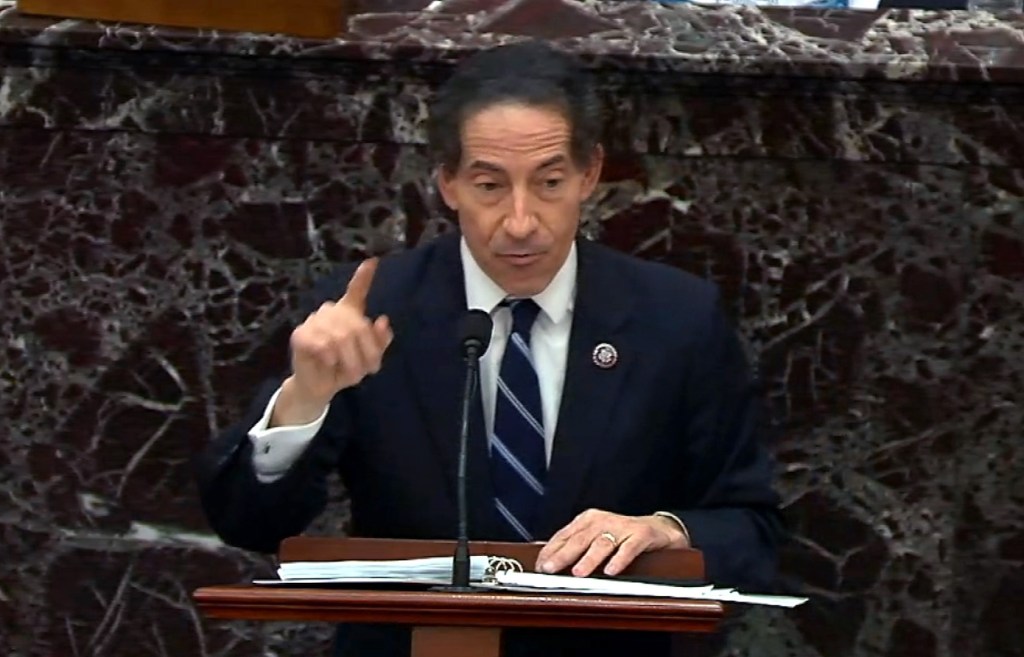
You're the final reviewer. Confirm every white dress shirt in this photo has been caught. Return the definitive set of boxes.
[247,237,577,482]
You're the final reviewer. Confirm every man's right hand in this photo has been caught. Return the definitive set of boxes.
[270,258,393,428]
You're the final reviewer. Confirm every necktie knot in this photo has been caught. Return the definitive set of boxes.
[504,298,541,339]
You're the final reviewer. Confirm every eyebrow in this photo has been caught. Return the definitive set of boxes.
[466,154,567,174]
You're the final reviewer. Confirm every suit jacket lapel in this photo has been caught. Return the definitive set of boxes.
[400,234,499,539]
[536,240,635,539]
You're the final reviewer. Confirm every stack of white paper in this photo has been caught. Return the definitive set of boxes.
[259,556,491,585]
[489,571,808,608]
[255,556,809,608]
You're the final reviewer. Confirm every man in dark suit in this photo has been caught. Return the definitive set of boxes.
[196,40,784,657]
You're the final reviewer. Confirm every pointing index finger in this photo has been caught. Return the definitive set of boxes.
[341,257,379,313]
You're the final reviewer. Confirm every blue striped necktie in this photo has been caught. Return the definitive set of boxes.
[491,298,546,541]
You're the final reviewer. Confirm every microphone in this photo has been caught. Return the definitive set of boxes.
[459,309,493,362]
[445,309,492,591]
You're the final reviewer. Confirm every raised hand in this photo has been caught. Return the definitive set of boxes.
[271,258,394,427]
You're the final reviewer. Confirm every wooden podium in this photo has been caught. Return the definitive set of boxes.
[16,0,352,38]
[193,537,724,657]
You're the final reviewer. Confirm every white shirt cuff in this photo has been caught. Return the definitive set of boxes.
[248,385,328,483]
[653,511,692,547]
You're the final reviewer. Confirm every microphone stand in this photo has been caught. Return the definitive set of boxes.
[453,343,481,591]
[435,341,483,592]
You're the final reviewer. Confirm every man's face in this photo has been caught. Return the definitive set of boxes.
[438,103,603,297]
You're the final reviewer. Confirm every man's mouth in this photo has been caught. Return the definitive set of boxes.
[500,253,542,266]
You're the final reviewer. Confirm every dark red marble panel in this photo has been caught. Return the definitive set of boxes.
[4,137,1022,657]
[6,52,1024,169]
[951,169,1024,657]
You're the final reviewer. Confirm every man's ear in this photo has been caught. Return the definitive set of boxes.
[579,144,605,201]
[436,165,459,211]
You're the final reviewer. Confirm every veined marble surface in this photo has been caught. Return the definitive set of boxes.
[2,0,1024,80]
[0,1,1022,656]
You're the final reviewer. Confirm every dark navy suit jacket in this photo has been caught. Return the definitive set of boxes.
[196,232,784,657]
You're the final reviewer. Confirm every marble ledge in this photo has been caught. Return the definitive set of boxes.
[3,0,1024,82]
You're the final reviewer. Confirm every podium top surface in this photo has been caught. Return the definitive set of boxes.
[194,538,719,633]
[193,584,723,633]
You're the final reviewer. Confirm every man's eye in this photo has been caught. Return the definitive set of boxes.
[544,179,564,189]
[476,182,500,192]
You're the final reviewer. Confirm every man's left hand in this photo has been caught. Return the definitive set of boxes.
[535,509,690,577]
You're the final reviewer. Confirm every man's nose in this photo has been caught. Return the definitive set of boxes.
[504,187,538,238]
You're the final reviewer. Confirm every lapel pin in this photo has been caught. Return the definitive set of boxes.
[592,343,618,369]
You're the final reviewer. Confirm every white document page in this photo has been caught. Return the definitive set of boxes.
[491,571,808,608]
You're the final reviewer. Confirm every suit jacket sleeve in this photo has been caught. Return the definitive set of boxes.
[668,289,786,592]
[193,264,359,554]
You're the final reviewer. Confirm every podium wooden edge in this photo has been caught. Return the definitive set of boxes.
[192,584,725,633]
[192,537,721,656]
[15,0,351,38]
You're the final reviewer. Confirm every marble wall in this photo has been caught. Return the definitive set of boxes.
[1,1,1022,656]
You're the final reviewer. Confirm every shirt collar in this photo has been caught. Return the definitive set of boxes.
[460,236,577,324]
